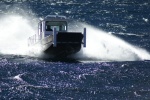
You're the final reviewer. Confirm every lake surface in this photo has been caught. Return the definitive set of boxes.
[0,0,150,99]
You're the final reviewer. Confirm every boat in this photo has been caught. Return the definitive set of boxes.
[28,15,86,58]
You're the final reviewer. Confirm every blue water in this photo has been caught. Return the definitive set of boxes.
[0,0,150,99]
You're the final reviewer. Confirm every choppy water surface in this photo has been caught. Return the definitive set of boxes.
[1,55,150,99]
[0,0,150,99]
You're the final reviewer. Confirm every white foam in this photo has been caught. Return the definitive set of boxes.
[143,18,148,22]
[72,23,150,61]
[13,74,23,81]
[0,14,36,55]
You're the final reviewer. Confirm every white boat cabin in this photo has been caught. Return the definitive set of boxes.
[28,15,68,45]
[28,15,86,47]
[38,15,68,39]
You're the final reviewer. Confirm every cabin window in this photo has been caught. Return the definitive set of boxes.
[45,21,67,31]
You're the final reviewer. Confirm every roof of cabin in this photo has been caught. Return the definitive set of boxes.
[41,15,67,21]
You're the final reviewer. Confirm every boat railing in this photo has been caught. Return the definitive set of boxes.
[28,34,40,46]
[28,34,53,46]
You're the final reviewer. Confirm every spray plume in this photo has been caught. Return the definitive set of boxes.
[72,23,150,61]
[0,14,36,55]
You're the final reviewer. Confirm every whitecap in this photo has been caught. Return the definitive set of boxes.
[13,74,23,81]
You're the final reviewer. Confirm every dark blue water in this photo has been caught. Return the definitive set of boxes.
[0,0,150,99]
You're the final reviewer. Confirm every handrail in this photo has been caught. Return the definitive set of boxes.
[28,34,39,46]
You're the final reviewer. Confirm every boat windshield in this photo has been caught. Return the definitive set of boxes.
[45,21,67,31]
